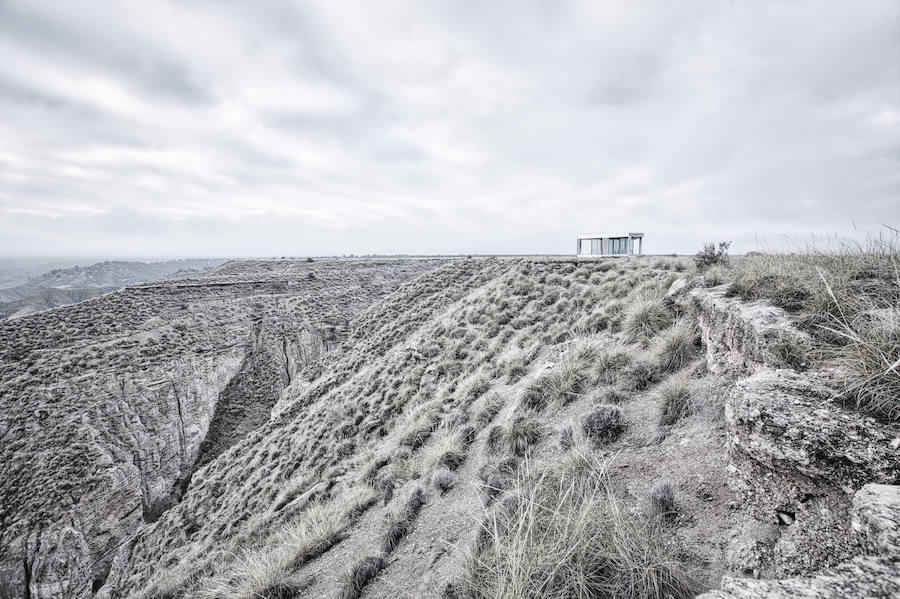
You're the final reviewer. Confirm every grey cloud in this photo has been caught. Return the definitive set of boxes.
[0,0,897,257]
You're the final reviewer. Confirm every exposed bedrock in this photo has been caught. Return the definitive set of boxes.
[682,284,811,376]
[0,351,244,599]
[700,484,900,599]
[1,259,444,599]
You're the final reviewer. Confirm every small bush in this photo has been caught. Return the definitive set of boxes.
[619,359,660,392]
[694,241,731,270]
[581,404,626,445]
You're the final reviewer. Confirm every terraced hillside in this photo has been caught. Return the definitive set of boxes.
[0,259,229,320]
[0,258,446,599]
[91,253,898,599]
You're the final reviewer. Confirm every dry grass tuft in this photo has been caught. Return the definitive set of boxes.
[380,486,427,554]
[341,556,385,599]
[623,299,672,344]
[457,456,694,599]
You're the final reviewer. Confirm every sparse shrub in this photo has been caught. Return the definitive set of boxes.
[581,404,626,445]
[648,480,677,519]
[432,468,455,494]
[623,299,672,344]
[694,241,731,270]
[619,359,660,391]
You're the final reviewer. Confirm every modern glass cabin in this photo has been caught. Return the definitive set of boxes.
[576,233,644,256]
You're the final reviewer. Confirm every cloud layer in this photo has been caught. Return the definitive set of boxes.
[0,1,897,256]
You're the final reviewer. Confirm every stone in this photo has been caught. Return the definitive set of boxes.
[663,275,707,305]
[851,483,900,558]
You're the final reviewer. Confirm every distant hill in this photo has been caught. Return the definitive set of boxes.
[0,258,227,318]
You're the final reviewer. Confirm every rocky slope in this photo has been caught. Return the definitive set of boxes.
[0,258,445,599]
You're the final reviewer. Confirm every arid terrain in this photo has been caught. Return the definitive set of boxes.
[0,259,230,320]
[0,250,897,599]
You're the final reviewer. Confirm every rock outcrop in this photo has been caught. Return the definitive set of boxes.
[727,369,899,490]
[699,483,900,598]
[683,284,811,375]
[682,281,900,596]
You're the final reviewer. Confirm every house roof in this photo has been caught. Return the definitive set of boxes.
[577,233,643,239]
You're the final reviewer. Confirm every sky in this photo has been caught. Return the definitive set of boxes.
[0,1,897,257]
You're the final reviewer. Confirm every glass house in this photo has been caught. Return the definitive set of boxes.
[576,233,644,256]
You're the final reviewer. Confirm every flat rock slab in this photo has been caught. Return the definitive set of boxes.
[727,369,899,490]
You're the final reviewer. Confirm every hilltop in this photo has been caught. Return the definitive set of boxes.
[0,251,897,599]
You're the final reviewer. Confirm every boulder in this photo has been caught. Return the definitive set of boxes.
[682,285,810,375]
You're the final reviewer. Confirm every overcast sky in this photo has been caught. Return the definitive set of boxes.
[0,1,897,257]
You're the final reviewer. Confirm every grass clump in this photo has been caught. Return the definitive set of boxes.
[722,231,900,420]
[381,486,426,554]
[653,319,700,373]
[623,299,672,345]
[457,456,694,599]
[581,404,626,445]
[656,376,697,427]
[647,480,677,520]
[506,414,544,456]
[341,556,385,599]
[432,467,455,495]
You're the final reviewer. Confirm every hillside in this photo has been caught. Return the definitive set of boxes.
[1,253,898,599]
[0,258,447,599]
[0,259,229,319]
